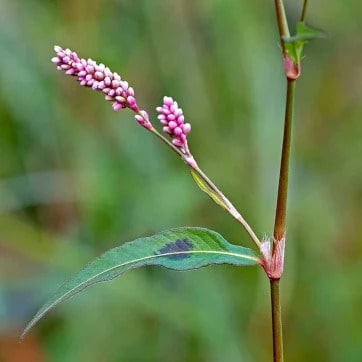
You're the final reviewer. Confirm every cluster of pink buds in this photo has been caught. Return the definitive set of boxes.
[51,46,152,129]
[156,97,192,155]
[51,46,197,165]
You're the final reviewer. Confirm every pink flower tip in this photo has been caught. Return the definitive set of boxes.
[51,45,140,113]
[156,96,192,156]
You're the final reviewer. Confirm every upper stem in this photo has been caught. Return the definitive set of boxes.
[300,0,309,22]
[274,0,290,39]
[269,77,296,362]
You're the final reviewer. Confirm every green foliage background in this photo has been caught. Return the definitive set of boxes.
[0,0,361,361]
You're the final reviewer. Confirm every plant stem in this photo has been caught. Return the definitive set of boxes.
[273,80,296,242]
[150,127,185,159]
[269,0,298,357]
[274,0,290,39]
[300,0,309,22]
[269,78,296,362]
[270,280,283,362]
[269,79,296,362]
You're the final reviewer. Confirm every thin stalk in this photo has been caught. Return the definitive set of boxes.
[194,166,261,249]
[150,127,185,159]
[149,126,261,249]
[273,80,296,242]
[274,0,290,39]
[300,0,309,22]
[270,280,283,362]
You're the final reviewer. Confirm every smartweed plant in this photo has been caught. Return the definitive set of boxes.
[22,1,324,360]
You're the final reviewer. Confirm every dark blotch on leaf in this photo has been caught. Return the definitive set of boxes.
[156,238,194,260]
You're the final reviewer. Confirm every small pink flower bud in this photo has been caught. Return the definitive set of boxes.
[172,139,183,147]
[113,103,123,111]
[173,127,183,137]
[182,123,191,134]
[168,121,177,129]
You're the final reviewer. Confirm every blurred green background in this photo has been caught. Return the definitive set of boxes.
[0,0,361,361]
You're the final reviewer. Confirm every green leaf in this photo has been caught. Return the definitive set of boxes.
[283,22,326,64]
[284,22,327,43]
[22,227,259,338]
[190,169,229,211]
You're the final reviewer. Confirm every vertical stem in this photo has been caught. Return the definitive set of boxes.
[271,0,306,360]
[273,80,296,242]
[270,280,283,362]
[270,78,296,362]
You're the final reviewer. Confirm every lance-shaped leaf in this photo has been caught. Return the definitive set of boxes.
[22,227,260,338]
[190,169,229,211]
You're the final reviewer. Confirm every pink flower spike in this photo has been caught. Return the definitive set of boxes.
[51,45,141,112]
[156,96,192,156]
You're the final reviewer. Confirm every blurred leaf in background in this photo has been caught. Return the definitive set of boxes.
[0,0,362,361]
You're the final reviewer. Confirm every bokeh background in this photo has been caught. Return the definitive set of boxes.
[0,0,361,361]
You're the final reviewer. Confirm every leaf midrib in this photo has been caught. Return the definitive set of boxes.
[22,247,260,338]
[26,250,259,321]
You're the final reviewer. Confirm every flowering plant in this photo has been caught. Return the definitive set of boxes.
[23,2,323,361]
